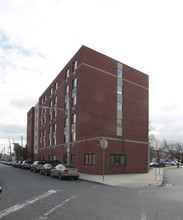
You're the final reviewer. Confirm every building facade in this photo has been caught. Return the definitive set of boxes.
[26,107,35,161]
[27,45,149,174]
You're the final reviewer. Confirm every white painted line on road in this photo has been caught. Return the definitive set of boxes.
[87,185,98,191]
[39,194,79,220]
[0,190,57,219]
[165,183,172,187]
[38,185,98,220]
[139,191,147,220]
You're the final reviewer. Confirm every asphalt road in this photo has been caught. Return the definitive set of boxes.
[0,163,183,220]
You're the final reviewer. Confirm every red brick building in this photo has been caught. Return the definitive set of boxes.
[27,45,149,174]
[26,107,35,161]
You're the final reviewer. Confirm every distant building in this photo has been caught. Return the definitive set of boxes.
[26,107,35,161]
[33,103,39,160]
[26,46,149,174]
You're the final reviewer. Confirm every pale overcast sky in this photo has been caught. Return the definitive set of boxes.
[0,0,183,153]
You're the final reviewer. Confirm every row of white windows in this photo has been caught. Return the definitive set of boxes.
[41,70,77,105]
[40,131,76,148]
[65,60,77,79]
[40,114,76,137]
[39,155,56,161]
[117,67,123,130]
[40,113,77,147]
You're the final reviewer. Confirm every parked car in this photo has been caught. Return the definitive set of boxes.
[40,163,57,176]
[174,160,181,166]
[17,161,23,168]
[30,161,45,172]
[12,160,19,167]
[21,161,32,169]
[150,162,159,167]
[50,164,80,180]
[163,160,176,166]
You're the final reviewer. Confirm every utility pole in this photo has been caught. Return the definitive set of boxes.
[21,136,23,147]
[9,139,12,158]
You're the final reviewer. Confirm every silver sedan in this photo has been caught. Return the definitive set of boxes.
[50,164,80,180]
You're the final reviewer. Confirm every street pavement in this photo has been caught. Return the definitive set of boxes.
[80,167,164,188]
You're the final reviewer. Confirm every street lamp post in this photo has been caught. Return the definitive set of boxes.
[42,98,70,164]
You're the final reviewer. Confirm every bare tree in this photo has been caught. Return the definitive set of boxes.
[161,140,183,164]
[149,121,155,145]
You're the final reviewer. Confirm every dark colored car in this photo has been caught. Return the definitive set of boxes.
[50,164,80,180]
[40,163,57,176]
[21,161,32,169]
[30,161,45,172]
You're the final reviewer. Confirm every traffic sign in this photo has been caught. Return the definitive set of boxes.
[100,138,108,149]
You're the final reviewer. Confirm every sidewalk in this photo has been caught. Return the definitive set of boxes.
[80,168,164,188]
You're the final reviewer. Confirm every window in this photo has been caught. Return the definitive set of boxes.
[73,60,77,71]
[54,109,57,118]
[117,85,122,94]
[117,68,123,78]
[50,88,53,95]
[64,134,68,143]
[53,155,56,160]
[117,102,122,111]
[72,96,76,106]
[49,112,52,121]
[117,119,122,128]
[54,82,58,90]
[65,69,69,79]
[49,126,52,134]
[65,101,69,111]
[109,154,126,166]
[44,95,47,101]
[50,100,53,107]
[49,138,51,146]
[53,124,56,132]
[64,118,68,127]
[53,136,56,145]
[84,153,95,165]
[72,114,76,124]
[71,132,76,142]
[65,85,69,95]
[43,139,45,148]
[72,78,77,89]
[71,154,75,164]
[54,96,57,105]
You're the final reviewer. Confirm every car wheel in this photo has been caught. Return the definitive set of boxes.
[45,172,48,176]
[51,172,54,178]
[40,171,42,175]
[34,169,36,173]
[59,173,63,180]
